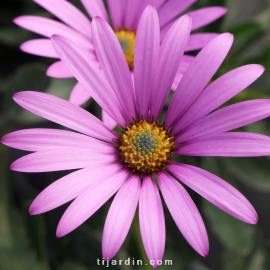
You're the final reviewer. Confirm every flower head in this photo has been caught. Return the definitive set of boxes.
[14,0,227,108]
[3,6,269,267]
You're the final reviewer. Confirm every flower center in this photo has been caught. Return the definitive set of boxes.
[118,120,174,174]
[115,29,136,70]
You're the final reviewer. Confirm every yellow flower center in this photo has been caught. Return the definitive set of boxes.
[118,120,174,174]
[115,29,136,70]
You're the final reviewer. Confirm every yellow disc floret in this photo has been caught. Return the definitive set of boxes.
[115,29,136,70]
[118,120,174,174]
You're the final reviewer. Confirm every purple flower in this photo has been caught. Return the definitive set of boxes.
[14,0,227,109]
[3,6,268,267]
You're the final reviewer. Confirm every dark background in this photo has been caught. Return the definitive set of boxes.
[1,0,270,269]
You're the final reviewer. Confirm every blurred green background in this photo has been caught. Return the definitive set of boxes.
[1,0,270,269]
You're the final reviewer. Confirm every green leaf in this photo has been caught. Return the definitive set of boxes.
[222,251,244,270]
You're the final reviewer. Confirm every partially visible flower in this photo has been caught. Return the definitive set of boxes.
[3,6,268,267]
[14,0,227,111]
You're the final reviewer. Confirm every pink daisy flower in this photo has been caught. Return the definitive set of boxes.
[3,6,269,267]
[14,0,227,110]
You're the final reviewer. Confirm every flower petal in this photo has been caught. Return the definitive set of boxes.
[1,128,110,151]
[158,0,196,27]
[176,132,270,157]
[30,163,120,214]
[188,7,228,31]
[123,0,145,30]
[165,33,234,128]
[51,35,126,126]
[134,5,160,119]
[56,165,129,237]
[150,15,191,119]
[175,64,265,133]
[33,0,92,38]
[20,39,58,58]
[10,148,116,172]
[177,99,270,143]
[13,91,116,141]
[102,110,117,130]
[14,16,92,50]
[80,0,108,21]
[91,17,136,121]
[157,171,208,256]
[185,33,219,52]
[69,82,91,106]
[168,163,258,224]
[139,175,165,267]
[102,175,141,260]
[46,61,73,78]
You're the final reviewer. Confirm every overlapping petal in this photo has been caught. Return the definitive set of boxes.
[46,61,73,78]
[107,0,124,30]
[185,33,219,52]
[80,0,108,21]
[102,110,117,130]
[69,82,91,106]
[168,163,258,224]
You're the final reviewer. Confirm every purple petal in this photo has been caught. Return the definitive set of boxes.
[188,7,228,31]
[102,110,117,130]
[150,15,191,119]
[69,82,91,106]
[91,18,136,122]
[158,0,196,27]
[10,148,116,172]
[157,171,209,256]
[1,128,110,151]
[134,5,160,119]
[56,165,129,237]
[13,91,116,141]
[123,1,145,30]
[185,33,219,52]
[165,33,234,128]
[102,175,140,260]
[175,64,265,133]
[51,35,126,126]
[107,0,124,30]
[168,163,258,224]
[30,163,121,214]
[46,61,73,78]
[139,176,165,267]
[20,39,58,58]
[80,0,108,21]
[176,132,270,157]
[14,16,92,50]
[33,0,92,38]
[177,99,270,143]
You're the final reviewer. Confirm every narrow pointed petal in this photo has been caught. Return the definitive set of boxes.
[158,0,196,27]
[185,33,219,52]
[177,99,270,143]
[14,16,92,50]
[102,175,140,260]
[46,61,73,78]
[168,163,258,224]
[33,0,92,38]
[11,148,116,172]
[188,7,228,31]
[13,91,116,141]
[134,6,160,119]
[102,110,117,130]
[151,15,191,119]
[56,165,129,237]
[176,132,270,157]
[175,65,265,133]
[20,39,58,58]
[139,176,165,267]
[51,35,126,126]
[91,18,136,121]
[165,33,234,128]
[1,128,110,151]
[30,163,120,214]
[80,0,108,21]
[158,171,208,256]
[69,82,91,106]
[107,0,124,30]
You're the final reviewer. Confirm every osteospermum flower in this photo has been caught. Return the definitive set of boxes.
[3,6,269,267]
[14,0,227,110]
